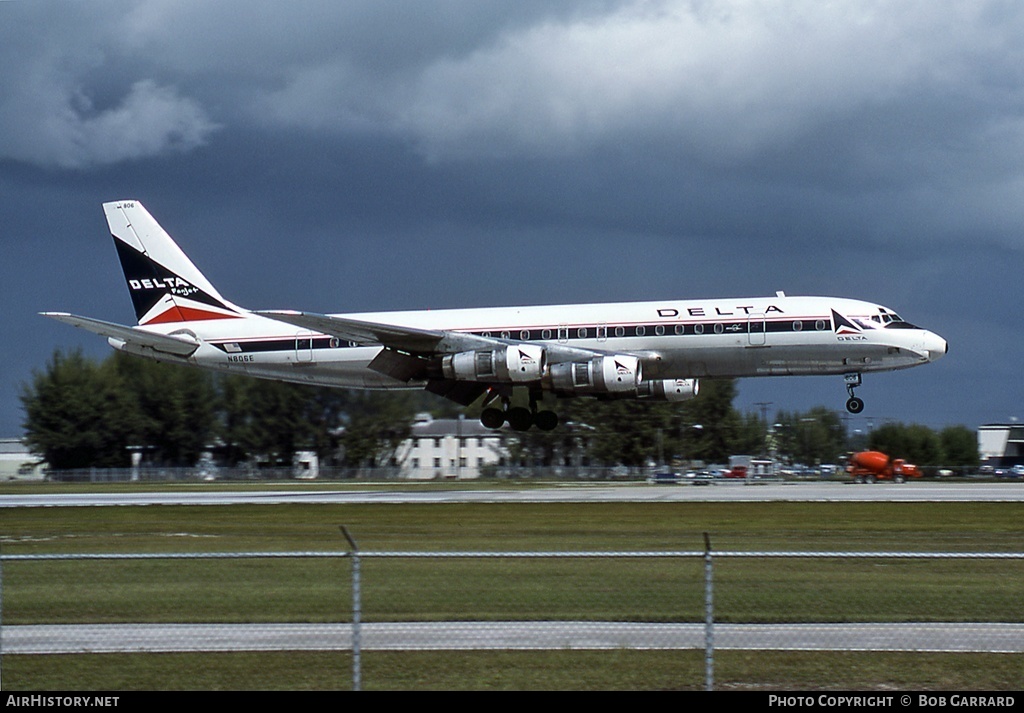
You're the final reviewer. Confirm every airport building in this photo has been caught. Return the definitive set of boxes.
[0,438,43,479]
[977,423,1024,467]
[394,413,509,479]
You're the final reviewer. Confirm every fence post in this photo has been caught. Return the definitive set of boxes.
[703,532,714,692]
[341,527,361,692]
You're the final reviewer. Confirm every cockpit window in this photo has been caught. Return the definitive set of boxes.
[884,321,921,330]
[875,309,905,323]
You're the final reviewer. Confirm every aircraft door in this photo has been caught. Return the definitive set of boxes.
[748,314,767,346]
[295,330,315,363]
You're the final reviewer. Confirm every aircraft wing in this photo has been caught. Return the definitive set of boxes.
[41,312,201,357]
[255,309,614,390]
[256,310,660,400]
[255,310,500,354]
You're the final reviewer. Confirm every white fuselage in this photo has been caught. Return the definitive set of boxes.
[118,294,947,389]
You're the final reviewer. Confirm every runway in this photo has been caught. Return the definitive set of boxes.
[1,480,1023,507]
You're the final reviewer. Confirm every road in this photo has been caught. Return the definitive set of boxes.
[5,622,1023,654]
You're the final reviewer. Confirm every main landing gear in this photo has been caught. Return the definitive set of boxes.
[844,373,865,414]
[479,390,559,432]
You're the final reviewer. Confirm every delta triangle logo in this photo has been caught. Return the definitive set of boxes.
[832,309,861,336]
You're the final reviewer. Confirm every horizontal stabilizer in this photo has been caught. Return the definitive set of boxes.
[41,312,200,357]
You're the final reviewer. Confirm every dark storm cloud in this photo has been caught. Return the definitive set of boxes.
[2,1,1023,434]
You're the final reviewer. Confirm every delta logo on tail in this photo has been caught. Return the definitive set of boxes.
[114,239,239,325]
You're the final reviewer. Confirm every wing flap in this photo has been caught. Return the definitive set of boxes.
[425,379,489,406]
[41,312,200,357]
[367,347,431,382]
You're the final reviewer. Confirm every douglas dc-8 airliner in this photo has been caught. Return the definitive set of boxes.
[44,201,947,431]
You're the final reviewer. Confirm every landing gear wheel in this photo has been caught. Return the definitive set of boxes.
[480,408,505,430]
[844,373,864,414]
[535,410,559,431]
[506,407,534,432]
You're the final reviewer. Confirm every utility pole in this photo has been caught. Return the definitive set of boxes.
[754,402,773,457]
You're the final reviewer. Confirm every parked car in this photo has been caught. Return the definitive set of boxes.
[684,470,714,485]
[647,471,682,484]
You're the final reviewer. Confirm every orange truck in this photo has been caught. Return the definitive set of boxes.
[847,451,922,483]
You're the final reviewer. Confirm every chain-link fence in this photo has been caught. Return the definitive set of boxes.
[2,543,1022,690]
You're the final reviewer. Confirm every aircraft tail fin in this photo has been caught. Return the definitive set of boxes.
[103,200,245,326]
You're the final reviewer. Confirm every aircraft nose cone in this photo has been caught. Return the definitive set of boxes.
[926,332,948,362]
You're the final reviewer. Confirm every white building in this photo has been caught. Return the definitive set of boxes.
[0,438,44,479]
[978,423,1024,467]
[394,414,509,479]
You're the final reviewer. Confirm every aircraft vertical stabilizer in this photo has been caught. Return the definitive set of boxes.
[103,200,243,325]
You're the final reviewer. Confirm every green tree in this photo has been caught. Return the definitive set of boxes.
[773,407,847,465]
[215,379,418,468]
[112,353,218,466]
[531,379,742,467]
[734,411,768,459]
[869,423,943,466]
[580,399,675,467]
[339,391,417,467]
[21,349,138,469]
[682,379,741,464]
[220,380,322,466]
[217,374,256,466]
[939,426,979,467]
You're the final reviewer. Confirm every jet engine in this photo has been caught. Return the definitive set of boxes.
[549,355,642,394]
[442,344,545,383]
[638,378,700,402]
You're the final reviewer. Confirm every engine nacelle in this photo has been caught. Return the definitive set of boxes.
[638,378,700,402]
[442,344,545,383]
[550,355,642,394]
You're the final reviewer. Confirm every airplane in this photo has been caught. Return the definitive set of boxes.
[43,200,948,432]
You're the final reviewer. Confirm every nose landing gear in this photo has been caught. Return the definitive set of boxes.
[844,373,864,414]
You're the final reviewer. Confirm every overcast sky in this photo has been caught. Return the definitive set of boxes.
[3,0,1023,438]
